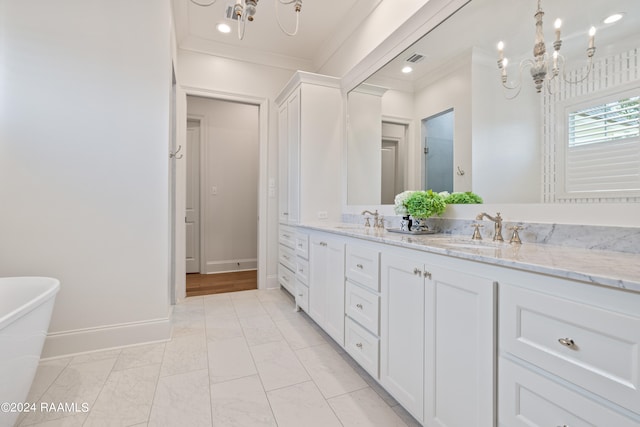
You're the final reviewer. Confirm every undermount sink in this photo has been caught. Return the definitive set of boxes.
[439,240,508,251]
[334,225,364,230]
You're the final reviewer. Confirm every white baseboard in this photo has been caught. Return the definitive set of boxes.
[265,273,279,290]
[41,315,172,359]
[205,259,258,274]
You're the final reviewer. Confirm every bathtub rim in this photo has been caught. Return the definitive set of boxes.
[0,276,60,331]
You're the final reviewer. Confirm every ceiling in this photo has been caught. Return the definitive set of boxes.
[172,0,379,70]
[366,0,640,90]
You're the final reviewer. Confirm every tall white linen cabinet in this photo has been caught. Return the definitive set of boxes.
[276,71,343,226]
[276,72,343,297]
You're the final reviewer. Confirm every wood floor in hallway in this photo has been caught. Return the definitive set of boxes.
[186,270,257,297]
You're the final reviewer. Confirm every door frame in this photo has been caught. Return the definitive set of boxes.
[180,86,269,290]
[186,115,204,273]
[382,115,414,190]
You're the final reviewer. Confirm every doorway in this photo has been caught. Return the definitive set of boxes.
[185,96,260,296]
[422,109,454,192]
[381,121,408,204]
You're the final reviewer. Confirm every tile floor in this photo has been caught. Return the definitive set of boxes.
[18,288,421,427]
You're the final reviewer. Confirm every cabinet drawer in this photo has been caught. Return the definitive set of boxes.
[295,280,309,313]
[501,284,640,414]
[499,357,639,426]
[279,244,296,272]
[345,281,380,335]
[295,233,309,259]
[296,257,309,285]
[345,317,379,379]
[278,225,296,249]
[345,245,380,291]
[278,263,295,294]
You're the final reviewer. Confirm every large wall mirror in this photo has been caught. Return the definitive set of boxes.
[347,0,640,205]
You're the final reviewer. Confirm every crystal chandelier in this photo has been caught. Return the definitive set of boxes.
[497,0,596,98]
[189,0,302,40]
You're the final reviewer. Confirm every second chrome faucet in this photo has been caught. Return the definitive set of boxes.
[476,212,504,241]
[362,209,384,228]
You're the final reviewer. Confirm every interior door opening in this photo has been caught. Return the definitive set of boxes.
[185,96,260,296]
[422,109,454,193]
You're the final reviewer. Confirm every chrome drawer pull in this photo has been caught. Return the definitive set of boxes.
[298,293,303,297]
[558,338,575,348]
[356,342,363,349]
[282,234,290,238]
[298,243,303,247]
[356,264,363,269]
[356,303,363,310]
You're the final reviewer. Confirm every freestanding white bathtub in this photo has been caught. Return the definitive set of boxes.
[0,277,60,427]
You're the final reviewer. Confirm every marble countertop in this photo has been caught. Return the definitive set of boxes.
[298,223,640,294]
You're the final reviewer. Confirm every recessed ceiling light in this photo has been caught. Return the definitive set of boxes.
[402,66,413,74]
[603,13,624,24]
[217,23,232,33]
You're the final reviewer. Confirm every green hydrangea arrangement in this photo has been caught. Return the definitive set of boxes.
[393,190,416,216]
[443,191,483,204]
[404,190,447,219]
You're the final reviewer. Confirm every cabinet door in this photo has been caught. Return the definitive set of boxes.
[286,89,300,224]
[278,103,289,223]
[424,264,496,427]
[380,252,424,423]
[309,236,327,324]
[324,239,345,345]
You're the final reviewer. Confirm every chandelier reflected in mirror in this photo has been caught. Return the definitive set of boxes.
[189,0,302,40]
[497,0,596,98]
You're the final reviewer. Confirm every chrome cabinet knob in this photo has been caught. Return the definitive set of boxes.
[558,338,576,348]
[356,303,363,309]
[356,264,363,269]
[356,342,363,349]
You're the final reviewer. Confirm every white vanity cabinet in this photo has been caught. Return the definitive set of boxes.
[276,71,342,225]
[380,250,426,423]
[498,271,640,426]
[294,231,310,312]
[308,232,345,345]
[380,247,497,426]
[424,261,496,427]
[277,225,297,294]
[344,244,381,378]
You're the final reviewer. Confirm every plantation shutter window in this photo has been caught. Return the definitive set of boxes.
[564,92,640,195]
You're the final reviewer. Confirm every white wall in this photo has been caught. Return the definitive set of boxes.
[187,97,259,273]
[472,51,540,203]
[177,49,295,288]
[413,58,473,193]
[0,0,173,357]
[347,90,383,205]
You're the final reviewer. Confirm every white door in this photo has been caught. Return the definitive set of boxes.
[380,251,425,422]
[324,238,345,345]
[309,236,327,325]
[186,120,201,273]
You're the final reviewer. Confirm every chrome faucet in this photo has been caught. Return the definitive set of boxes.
[476,212,504,241]
[361,210,383,228]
